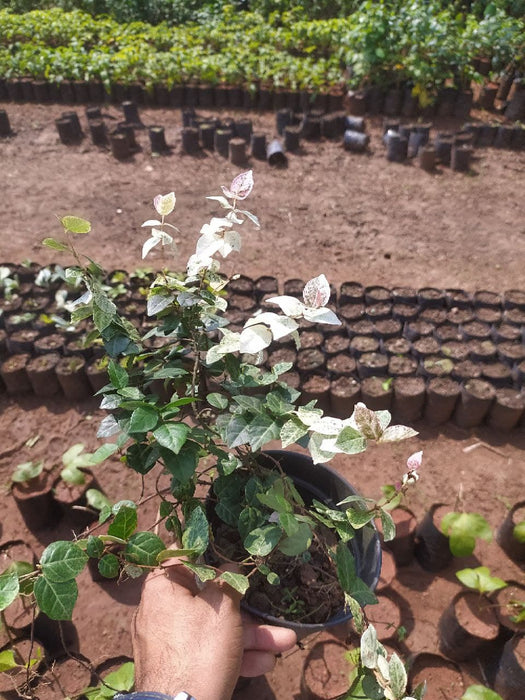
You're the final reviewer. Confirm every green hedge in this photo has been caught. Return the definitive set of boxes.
[0,3,523,97]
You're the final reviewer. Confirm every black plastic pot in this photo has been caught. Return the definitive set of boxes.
[267,139,287,167]
[241,450,382,635]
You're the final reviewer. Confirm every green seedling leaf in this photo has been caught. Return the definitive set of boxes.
[0,649,18,672]
[86,536,104,559]
[83,661,135,699]
[181,562,217,583]
[124,532,165,568]
[128,405,159,434]
[219,571,250,595]
[207,392,229,409]
[6,560,35,596]
[34,576,78,620]
[461,685,503,700]
[42,237,69,252]
[108,505,138,540]
[380,509,396,542]
[40,541,88,582]
[61,215,91,234]
[0,570,19,611]
[12,459,44,483]
[244,524,282,556]
[278,522,312,556]
[89,443,118,463]
[98,554,120,579]
[86,489,112,512]
[456,566,507,594]
[181,506,209,556]
[153,423,189,454]
[441,512,492,557]
[267,572,280,585]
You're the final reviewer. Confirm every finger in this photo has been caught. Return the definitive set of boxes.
[242,622,297,653]
[239,650,277,677]
[141,560,198,598]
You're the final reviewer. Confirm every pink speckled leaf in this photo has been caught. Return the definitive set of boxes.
[303,274,330,308]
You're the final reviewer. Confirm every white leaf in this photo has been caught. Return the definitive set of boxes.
[206,330,241,364]
[361,625,378,669]
[97,415,120,438]
[303,307,341,325]
[147,294,172,316]
[67,290,92,309]
[378,425,419,443]
[296,405,324,426]
[221,170,254,200]
[308,433,337,464]
[266,295,305,318]
[377,654,390,681]
[142,236,160,259]
[239,324,272,354]
[220,230,242,257]
[196,233,224,258]
[201,217,233,236]
[141,219,162,227]
[310,416,344,435]
[153,192,176,216]
[303,274,330,308]
[245,312,298,340]
[406,450,423,470]
[238,209,261,229]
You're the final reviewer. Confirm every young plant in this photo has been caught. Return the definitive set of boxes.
[455,566,507,595]
[440,511,492,557]
[2,173,422,642]
[461,686,503,700]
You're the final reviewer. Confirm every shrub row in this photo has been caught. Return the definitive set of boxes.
[0,4,523,100]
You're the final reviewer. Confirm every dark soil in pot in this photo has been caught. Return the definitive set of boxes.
[359,375,392,410]
[6,328,40,354]
[461,321,492,342]
[0,540,38,633]
[364,285,391,304]
[0,352,32,394]
[487,388,525,431]
[417,287,446,308]
[438,590,500,661]
[329,376,360,417]
[424,377,461,424]
[381,337,411,356]
[11,470,61,532]
[297,348,325,375]
[346,319,375,338]
[53,469,101,530]
[419,308,447,326]
[299,330,324,350]
[447,307,475,326]
[473,290,502,309]
[414,504,452,572]
[339,281,364,304]
[357,353,389,380]
[493,580,525,635]
[481,361,513,388]
[339,303,365,324]
[300,374,331,412]
[322,334,349,357]
[391,287,418,305]
[451,359,482,384]
[434,324,463,344]
[365,302,392,322]
[388,355,418,378]
[440,341,469,362]
[392,376,426,423]
[210,451,381,634]
[411,336,441,360]
[403,320,435,342]
[55,355,92,400]
[267,346,297,369]
[419,356,454,381]
[349,335,379,357]
[468,339,497,363]
[392,303,419,323]
[408,652,465,700]
[453,378,495,428]
[26,352,61,397]
[503,288,525,311]
[86,356,110,393]
[474,307,501,325]
[326,353,356,377]
[497,341,525,366]
[0,636,45,697]
[34,333,65,355]
[373,318,402,339]
[502,308,525,326]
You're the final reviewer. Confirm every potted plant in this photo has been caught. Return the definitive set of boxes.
[1,173,422,674]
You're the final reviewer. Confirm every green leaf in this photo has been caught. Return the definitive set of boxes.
[244,524,282,556]
[456,566,507,594]
[441,512,492,557]
[108,505,138,540]
[124,532,165,568]
[42,237,70,252]
[278,522,312,556]
[102,661,134,693]
[181,506,209,556]
[335,426,368,454]
[336,542,357,593]
[388,652,407,698]
[0,570,19,611]
[61,215,91,234]
[346,509,375,529]
[86,536,104,559]
[98,554,120,579]
[0,649,18,672]
[513,520,525,543]
[86,489,112,512]
[267,572,280,585]
[181,562,216,583]
[12,459,44,483]
[153,423,189,454]
[6,561,35,595]
[89,443,118,463]
[218,571,250,595]
[108,360,129,389]
[128,405,159,434]
[207,392,229,409]
[126,442,160,475]
[40,541,88,583]
[461,686,503,700]
[34,576,78,620]
[280,417,308,448]
[380,509,396,542]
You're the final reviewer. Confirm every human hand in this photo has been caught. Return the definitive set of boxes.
[131,561,297,700]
